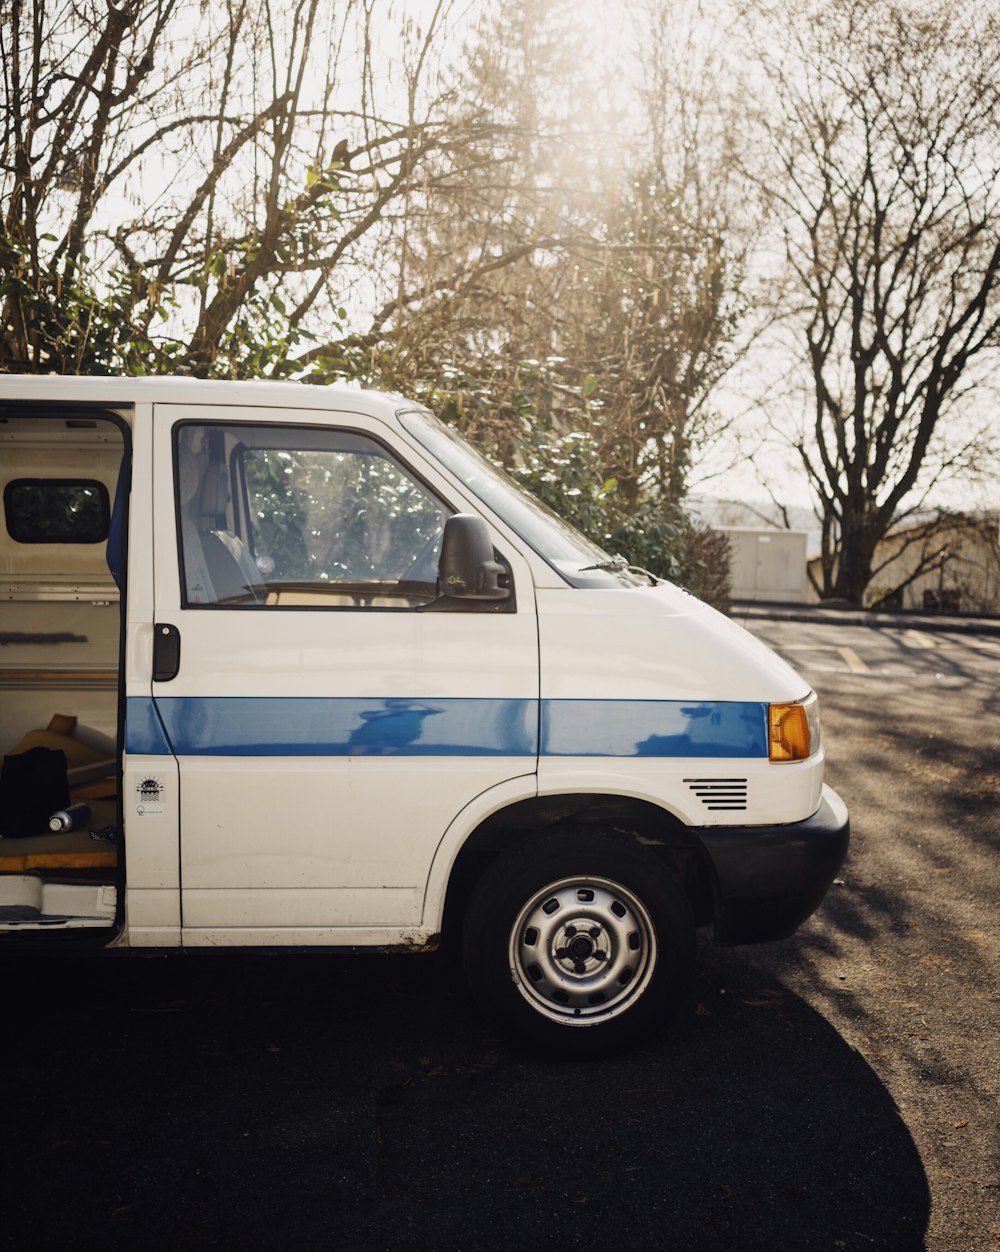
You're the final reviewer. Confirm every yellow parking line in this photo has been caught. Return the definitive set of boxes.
[893,635,998,654]
[901,629,937,649]
[777,644,870,672]
[958,637,1000,652]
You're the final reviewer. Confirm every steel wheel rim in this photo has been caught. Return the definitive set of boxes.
[506,875,658,1026]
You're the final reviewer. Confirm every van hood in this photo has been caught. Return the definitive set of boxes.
[535,582,810,704]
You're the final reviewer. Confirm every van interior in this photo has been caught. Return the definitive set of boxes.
[0,407,127,936]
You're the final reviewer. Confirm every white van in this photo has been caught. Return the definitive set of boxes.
[0,377,848,1052]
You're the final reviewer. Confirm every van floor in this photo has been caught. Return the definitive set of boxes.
[0,797,118,877]
[0,793,119,928]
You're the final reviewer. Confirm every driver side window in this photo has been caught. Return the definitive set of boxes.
[176,423,449,608]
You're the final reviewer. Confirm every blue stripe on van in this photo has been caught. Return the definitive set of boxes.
[127,696,769,759]
[541,699,768,758]
[128,695,538,757]
[126,696,175,755]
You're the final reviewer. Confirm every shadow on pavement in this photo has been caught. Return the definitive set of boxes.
[2,947,928,1251]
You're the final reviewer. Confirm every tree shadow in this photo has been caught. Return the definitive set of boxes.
[3,948,928,1251]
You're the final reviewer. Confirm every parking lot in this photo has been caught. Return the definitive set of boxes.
[3,614,997,1251]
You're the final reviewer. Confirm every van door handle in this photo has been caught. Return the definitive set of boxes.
[153,623,181,682]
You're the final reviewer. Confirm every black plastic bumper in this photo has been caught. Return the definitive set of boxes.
[698,785,850,944]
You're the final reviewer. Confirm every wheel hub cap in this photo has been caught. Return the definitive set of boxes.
[508,876,657,1026]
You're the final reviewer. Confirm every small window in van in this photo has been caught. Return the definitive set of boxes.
[4,478,111,544]
[176,423,449,608]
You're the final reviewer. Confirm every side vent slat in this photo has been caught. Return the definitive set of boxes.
[684,777,749,812]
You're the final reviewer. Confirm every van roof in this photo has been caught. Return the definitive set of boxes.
[0,374,412,420]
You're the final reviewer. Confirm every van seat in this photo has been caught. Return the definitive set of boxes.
[178,448,261,603]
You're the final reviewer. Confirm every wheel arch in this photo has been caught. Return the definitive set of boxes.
[430,790,715,945]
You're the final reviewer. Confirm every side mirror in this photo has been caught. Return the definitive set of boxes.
[436,513,510,601]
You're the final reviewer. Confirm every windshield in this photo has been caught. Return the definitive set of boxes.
[399,408,646,588]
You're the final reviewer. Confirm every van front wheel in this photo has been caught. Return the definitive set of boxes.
[461,832,694,1055]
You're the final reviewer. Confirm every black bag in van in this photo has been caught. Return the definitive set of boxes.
[0,746,70,838]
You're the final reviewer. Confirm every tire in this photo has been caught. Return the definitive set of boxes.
[460,829,695,1057]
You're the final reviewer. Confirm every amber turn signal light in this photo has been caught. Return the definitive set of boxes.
[769,701,812,762]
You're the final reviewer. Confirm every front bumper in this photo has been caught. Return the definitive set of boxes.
[698,784,850,944]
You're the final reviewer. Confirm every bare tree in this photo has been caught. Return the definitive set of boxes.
[0,0,477,376]
[743,0,1000,604]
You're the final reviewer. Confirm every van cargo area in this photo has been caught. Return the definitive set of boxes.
[0,410,125,932]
